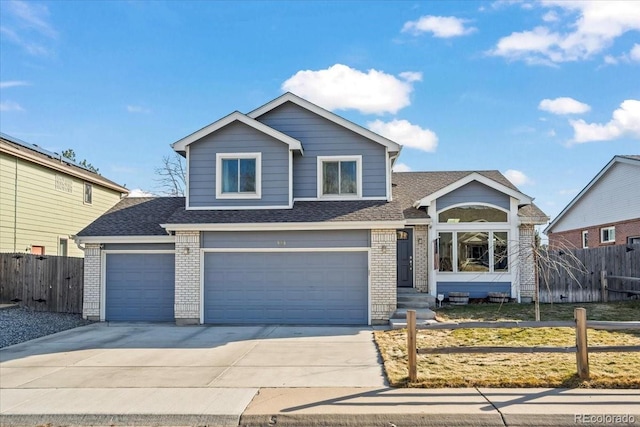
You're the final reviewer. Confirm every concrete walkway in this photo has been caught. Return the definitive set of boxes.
[1,324,639,426]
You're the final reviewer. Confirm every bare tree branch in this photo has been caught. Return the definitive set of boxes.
[154,153,186,197]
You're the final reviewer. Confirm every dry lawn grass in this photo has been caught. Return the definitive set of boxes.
[375,301,640,388]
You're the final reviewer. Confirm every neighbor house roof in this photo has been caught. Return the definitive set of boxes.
[0,133,128,194]
[544,155,640,234]
[247,92,402,153]
[392,171,547,224]
[172,111,304,155]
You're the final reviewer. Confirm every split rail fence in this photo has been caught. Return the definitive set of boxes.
[405,309,640,382]
[0,253,84,313]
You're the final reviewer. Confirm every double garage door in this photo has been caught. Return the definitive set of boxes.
[203,251,368,325]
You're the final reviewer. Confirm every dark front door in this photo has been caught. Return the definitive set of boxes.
[397,228,414,288]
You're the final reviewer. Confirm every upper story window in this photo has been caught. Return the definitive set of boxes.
[438,204,508,223]
[601,226,615,244]
[582,230,588,248]
[216,153,262,199]
[84,183,93,204]
[317,155,362,198]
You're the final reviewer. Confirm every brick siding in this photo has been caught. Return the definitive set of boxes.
[174,231,201,324]
[414,225,429,292]
[370,229,397,322]
[519,224,536,299]
[82,243,101,320]
[549,218,640,249]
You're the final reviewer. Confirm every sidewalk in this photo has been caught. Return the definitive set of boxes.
[2,386,639,426]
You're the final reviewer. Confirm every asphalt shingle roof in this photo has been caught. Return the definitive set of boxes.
[78,170,548,237]
[77,197,185,236]
[165,200,405,224]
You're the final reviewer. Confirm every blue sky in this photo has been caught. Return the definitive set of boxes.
[1,0,639,223]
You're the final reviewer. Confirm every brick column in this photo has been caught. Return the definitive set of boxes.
[414,225,429,292]
[370,229,397,323]
[175,231,201,325]
[83,243,101,321]
[519,224,536,301]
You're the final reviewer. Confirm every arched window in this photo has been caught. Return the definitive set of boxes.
[438,205,508,223]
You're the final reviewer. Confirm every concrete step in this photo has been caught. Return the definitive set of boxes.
[397,295,436,303]
[397,301,434,309]
[390,308,436,320]
[389,318,439,330]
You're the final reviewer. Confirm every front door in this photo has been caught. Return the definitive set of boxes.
[397,228,413,288]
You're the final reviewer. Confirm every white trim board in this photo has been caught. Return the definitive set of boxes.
[162,221,406,232]
[172,111,303,153]
[76,236,175,244]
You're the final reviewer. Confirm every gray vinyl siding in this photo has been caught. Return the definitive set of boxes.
[188,121,290,207]
[551,161,640,233]
[256,102,387,198]
[437,181,510,211]
[103,243,175,251]
[202,230,370,249]
[437,282,511,299]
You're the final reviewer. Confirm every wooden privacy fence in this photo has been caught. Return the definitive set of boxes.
[0,253,84,313]
[538,244,640,303]
[406,309,640,382]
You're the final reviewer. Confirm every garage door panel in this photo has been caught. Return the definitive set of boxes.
[106,253,175,322]
[204,251,367,325]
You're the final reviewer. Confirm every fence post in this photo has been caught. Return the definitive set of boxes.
[600,270,608,303]
[407,309,417,383]
[574,307,590,380]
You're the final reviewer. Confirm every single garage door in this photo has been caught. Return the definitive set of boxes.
[105,253,175,321]
[204,251,368,325]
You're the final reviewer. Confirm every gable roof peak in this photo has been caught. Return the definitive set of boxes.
[172,110,303,154]
[247,92,402,152]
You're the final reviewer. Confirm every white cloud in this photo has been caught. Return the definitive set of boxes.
[282,64,421,115]
[401,15,476,38]
[542,10,559,22]
[570,100,640,143]
[538,97,591,115]
[0,100,24,112]
[504,169,532,186]
[603,55,619,65]
[367,119,438,152]
[392,162,412,172]
[631,44,640,62]
[489,1,640,64]
[0,80,30,89]
[127,189,156,198]
[0,1,57,56]
[126,105,151,114]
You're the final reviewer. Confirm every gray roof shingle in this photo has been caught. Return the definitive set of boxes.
[77,197,185,236]
[165,200,405,224]
[78,170,548,237]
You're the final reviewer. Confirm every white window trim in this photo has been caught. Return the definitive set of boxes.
[316,155,363,199]
[58,236,69,256]
[600,226,615,243]
[83,182,93,205]
[436,202,510,224]
[436,229,512,275]
[581,230,588,249]
[215,152,262,200]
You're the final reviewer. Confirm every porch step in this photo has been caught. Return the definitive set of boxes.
[396,289,436,309]
[388,308,437,330]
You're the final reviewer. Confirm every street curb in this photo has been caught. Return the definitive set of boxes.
[0,413,241,427]
[239,413,504,426]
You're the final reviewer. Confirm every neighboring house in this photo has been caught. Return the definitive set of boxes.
[545,155,640,249]
[0,133,128,257]
[76,93,548,325]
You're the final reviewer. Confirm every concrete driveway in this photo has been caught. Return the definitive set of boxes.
[0,323,387,389]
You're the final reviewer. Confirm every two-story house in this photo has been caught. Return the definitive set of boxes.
[1,133,128,257]
[76,93,547,325]
[545,155,640,249]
